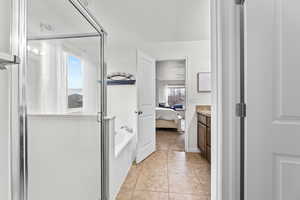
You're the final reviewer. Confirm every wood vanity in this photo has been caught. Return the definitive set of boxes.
[196,106,211,163]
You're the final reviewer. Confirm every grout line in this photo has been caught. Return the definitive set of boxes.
[167,147,170,194]
[132,162,143,194]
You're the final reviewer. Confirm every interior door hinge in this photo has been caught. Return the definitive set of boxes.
[97,112,102,123]
[236,103,246,117]
[235,0,245,5]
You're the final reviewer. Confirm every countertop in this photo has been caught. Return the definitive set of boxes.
[196,105,211,117]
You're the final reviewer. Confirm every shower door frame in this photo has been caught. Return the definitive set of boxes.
[11,0,109,200]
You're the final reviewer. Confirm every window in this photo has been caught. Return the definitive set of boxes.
[167,86,185,108]
[67,55,83,110]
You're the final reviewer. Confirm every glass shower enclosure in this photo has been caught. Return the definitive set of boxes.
[19,0,108,200]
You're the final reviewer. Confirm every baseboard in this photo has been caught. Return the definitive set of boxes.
[187,147,200,153]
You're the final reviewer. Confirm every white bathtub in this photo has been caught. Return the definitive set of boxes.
[106,116,135,200]
[115,128,134,157]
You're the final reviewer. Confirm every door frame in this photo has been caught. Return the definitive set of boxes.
[211,0,241,199]
[211,0,222,199]
[8,0,240,200]
[154,57,189,153]
[210,0,240,199]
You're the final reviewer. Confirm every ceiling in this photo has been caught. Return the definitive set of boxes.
[28,0,210,46]
[92,0,210,42]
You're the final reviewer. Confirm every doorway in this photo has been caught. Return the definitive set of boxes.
[155,59,187,153]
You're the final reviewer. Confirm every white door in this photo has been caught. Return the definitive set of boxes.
[246,0,300,199]
[136,50,156,163]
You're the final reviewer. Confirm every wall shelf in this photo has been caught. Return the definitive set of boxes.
[107,80,136,85]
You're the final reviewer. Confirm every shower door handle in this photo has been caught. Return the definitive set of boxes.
[0,52,20,70]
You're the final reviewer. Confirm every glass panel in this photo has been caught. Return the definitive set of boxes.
[26,1,102,200]
[0,0,11,53]
[0,2,11,200]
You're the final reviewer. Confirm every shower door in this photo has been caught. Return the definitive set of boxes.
[23,0,108,200]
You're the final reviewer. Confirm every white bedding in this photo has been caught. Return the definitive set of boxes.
[155,107,179,121]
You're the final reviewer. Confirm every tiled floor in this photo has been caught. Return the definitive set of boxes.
[116,129,211,200]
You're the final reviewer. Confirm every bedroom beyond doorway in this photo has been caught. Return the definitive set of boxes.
[116,57,212,199]
[155,59,187,151]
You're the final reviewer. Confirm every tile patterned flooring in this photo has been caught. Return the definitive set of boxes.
[116,129,211,200]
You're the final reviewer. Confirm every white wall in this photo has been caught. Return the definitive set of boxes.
[105,40,211,152]
[142,41,211,151]
[156,60,185,81]
[91,0,211,152]
[104,29,144,133]
[105,40,212,152]
[0,0,11,199]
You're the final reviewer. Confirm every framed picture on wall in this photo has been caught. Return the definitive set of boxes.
[197,72,211,92]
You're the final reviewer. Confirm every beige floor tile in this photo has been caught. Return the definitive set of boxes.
[169,135,185,151]
[193,168,211,185]
[140,152,168,176]
[169,172,209,195]
[135,173,169,192]
[139,151,168,165]
[117,130,211,199]
[141,161,168,176]
[185,153,207,165]
[168,151,188,161]
[147,151,168,161]
[168,152,206,165]
[157,142,171,151]
[186,153,203,160]
[169,193,210,200]
[116,190,133,200]
[168,159,199,175]
[132,190,168,200]
[168,154,204,175]
[120,165,142,191]
[169,143,185,151]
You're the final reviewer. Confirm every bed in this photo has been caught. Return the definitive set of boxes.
[155,107,182,131]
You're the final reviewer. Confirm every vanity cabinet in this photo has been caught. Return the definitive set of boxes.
[197,112,211,163]
[197,122,206,154]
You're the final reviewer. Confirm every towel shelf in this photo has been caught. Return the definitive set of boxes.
[0,52,20,70]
